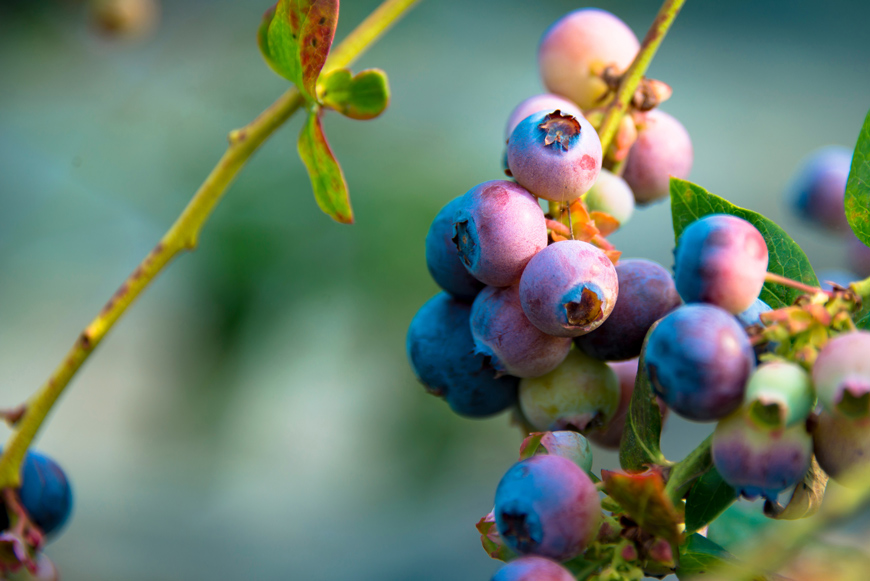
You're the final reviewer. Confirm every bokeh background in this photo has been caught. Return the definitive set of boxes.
[1,0,870,578]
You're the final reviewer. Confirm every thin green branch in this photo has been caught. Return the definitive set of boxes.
[597,0,687,154]
[0,0,421,489]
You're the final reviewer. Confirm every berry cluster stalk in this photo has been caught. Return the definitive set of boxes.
[0,0,421,490]
[597,0,687,154]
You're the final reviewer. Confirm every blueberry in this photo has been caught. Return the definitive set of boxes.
[587,358,669,449]
[494,455,600,561]
[505,95,584,142]
[519,431,594,473]
[812,410,870,485]
[0,450,74,537]
[452,181,548,287]
[518,349,620,432]
[674,214,769,315]
[471,285,572,378]
[735,297,772,328]
[788,145,852,233]
[491,555,575,581]
[519,240,618,338]
[812,331,870,419]
[742,361,814,430]
[507,110,602,203]
[622,110,693,205]
[644,304,755,421]
[576,258,682,361]
[538,9,639,110]
[425,196,485,301]
[406,292,518,417]
[712,411,812,501]
[584,169,635,226]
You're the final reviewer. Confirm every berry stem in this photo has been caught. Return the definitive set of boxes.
[764,272,829,296]
[0,0,421,490]
[597,0,687,154]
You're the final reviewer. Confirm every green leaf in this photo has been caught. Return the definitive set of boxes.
[670,178,819,308]
[684,466,737,534]
[763,456,827,520]
[319,68,391,120]
[677,534,771,580]
[258,0,339,101]
[601,468,681,546]
[297,108,353,223]
[619,322,668,471]
[846,109,870,246]
[664,435,713,506]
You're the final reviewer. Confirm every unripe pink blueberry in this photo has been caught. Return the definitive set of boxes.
[674,214,769,315]
[584,169,635,226]
[812,410,870,484]
[622,110,693,205]
[471,285,572,378]
[519,240,618,337]
[507,110,603,202]
[538,9,639,110]
[452,181,548,287]
[812,331,870,418]
[519,349,620,432]
[505,94,584,142]
[491,555,575,581]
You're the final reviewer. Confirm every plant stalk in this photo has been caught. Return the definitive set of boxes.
[0,0,421,489]
[597,0,687,154]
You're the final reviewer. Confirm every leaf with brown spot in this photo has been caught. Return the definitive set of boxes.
[601,467,681,546]
[763,456,828,520]
[297,108,353,223]
[258,0,339,102]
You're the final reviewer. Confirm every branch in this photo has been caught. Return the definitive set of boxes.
[0,0,421,489]
[597,0,687,154]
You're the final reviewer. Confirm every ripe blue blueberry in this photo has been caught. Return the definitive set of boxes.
[0,450,74,537]
[507,110,603,202]
[538,9,639,110]
[674,214,769,314]
[452,181,548,287]
[712,411,812,501]
[519,431,594,474]
[505,94,583,142]
[812,410,870,485]
[406,292,518,417]
[576,258,681,361]
[425,196,485,301]
[584,169,635,226]
[494,454,601,561]
[519,240,618,337]
[491,555,575,581]
[812,331,870,419]
[471,285,572,379]
[644,304,755,421]
[735,297,772,328]
[518,349,620,432]
[788,145,852,233]
[622,110,693,205]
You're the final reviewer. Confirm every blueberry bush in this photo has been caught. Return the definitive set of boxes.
[4,0,870,579]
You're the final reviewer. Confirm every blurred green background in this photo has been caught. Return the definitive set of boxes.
[1,0,870,579]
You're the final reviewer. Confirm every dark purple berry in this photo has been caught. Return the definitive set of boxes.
[452,181,548,287]
[491,555,575,581]
[494,455,600,561]
[576,258,681,361]
[812,410,870,484]
[507,110,602,202]
[425,196,485,301]
[622,110,693,205]
[406,293,518,417]
[788,145,852,233]
[644,304,755,421]
[674,214,769,314]
[519,240,618,338]
[471,285,572,378]
[712,411,812,501]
